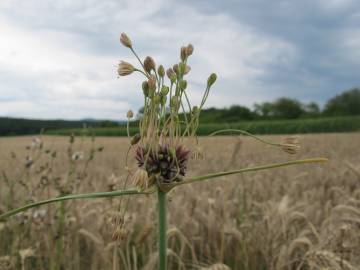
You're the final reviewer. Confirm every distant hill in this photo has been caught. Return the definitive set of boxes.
[0,117,115,136]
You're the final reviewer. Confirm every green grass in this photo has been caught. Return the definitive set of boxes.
[46,116,360,137]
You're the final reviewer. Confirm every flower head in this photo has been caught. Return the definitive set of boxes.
[120,33,132,48]
[116,35,217,192]
[135,144,190,185]
[280,136,300,154]
[186,44,194,56]
[131,168,150,190]
[166,68,177,83]
[118,61,134,76]
[126,110,134,119]
[180,46,187,61]
[144,56,156,73]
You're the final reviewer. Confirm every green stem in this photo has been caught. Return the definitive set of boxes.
[157,189,167,270]
[175,157,328,186]
[209,129,280,146]
[0,189,153,221]
[55,202,65,270]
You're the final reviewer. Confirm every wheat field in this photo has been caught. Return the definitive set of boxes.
[0,133,360,269]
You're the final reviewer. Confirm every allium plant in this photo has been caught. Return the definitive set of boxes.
[0,33,327,270]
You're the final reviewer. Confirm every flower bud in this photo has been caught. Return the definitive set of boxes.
[180,46,187,61]
[144,56,156,73]
[179,80,187,90]
[148,75,157,93]
[207,73,217,87]
[158,65,165,77]
[184,65,191,75]
[161,86,169,96]
[192,106,199,114]
[166,68,177,83]
[173,64,179,75]
[166,68,174,79]
[126,110,134,119]
[142,81,149,97]
[120,33,132,48]
[130,133,141,145]
[117,61,134,76]
[186,44,194,56]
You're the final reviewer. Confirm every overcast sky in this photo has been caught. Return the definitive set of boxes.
[1,0,359,120]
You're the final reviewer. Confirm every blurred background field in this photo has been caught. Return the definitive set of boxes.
[1,133,359,269]
[46,115,360,137]
[1,89,360,137]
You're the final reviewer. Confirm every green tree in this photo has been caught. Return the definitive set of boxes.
[220,105,254,122]
[272,98,304,119]
[254,102,274,117]
[323,88,360,116]
[100,120,119,127]
[304,102,320,117]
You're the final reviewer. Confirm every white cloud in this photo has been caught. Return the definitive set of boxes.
[1,0,357,119]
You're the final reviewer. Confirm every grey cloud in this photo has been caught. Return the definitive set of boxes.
[0,0,359,119]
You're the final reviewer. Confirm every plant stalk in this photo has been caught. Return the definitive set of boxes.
[55,202,65,270]
[157,189,167,270]
[0,188,153,221]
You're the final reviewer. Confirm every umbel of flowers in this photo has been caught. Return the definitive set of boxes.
[0,33,327,270]
[118,33,217,192]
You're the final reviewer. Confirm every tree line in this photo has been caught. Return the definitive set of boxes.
[0,118,103,136]
[198,88,360,123]
[1,88,359,136]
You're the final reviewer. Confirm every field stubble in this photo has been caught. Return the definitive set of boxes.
[0,133,360,269]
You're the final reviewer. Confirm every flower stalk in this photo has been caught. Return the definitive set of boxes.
[157,189,167,270]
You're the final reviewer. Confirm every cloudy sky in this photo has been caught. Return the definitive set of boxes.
[1,0,359,120]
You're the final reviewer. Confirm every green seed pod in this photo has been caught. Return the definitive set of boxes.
[170,73,177,83]
[170,96,179,107]
[161,86,169,96]
[184,65,191,75]
[169,147,176,158]
[131,134,141,145]
[178,62,186,74]
[161,95,167,105]
[154,93,161,104]
[158,65,165,77]
[166,68,177,84]
[179,80,187,90]
[142,81,149,97]
[207,73,217,87]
